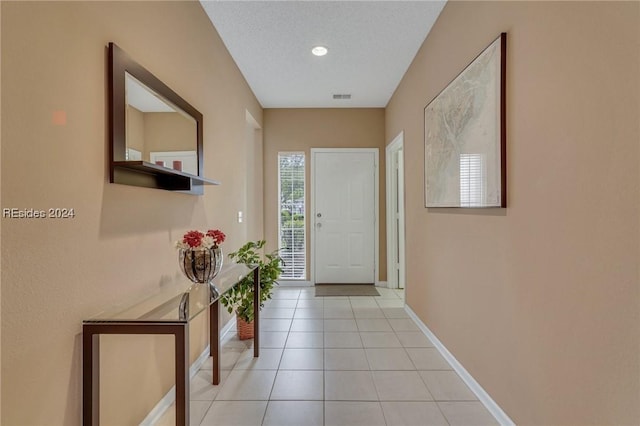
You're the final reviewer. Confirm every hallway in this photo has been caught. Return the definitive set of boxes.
[156,286,498,426]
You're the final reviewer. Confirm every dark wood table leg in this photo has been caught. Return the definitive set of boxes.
[175,324,189,426]
[82,326,100,426]
[210,300,220,385]
[253,267,260,357]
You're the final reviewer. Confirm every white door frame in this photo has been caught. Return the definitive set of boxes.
[386,132,406,290]
[310,148,379,285]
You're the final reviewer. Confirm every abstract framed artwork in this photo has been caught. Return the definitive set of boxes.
[424,33,506,208]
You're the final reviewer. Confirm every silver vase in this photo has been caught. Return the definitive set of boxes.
[179,246,223,284]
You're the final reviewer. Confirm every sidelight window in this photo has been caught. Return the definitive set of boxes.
[278,153,306,279]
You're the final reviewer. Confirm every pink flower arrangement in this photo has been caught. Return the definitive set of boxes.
[176,229,226,250]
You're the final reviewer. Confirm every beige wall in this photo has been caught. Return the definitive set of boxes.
[0,2,3,420]
[1,1,262,425]
[263,108,387,282]
[126,107,198,161]
[143,111,198,158]
[126,105,145,153]
[386,1,639,424]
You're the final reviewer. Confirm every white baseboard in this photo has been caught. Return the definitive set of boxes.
[219,314,238,336]
[277,280,313,287]
[278,281,386,288]
[139,317,237,426]
[404,305,515,426]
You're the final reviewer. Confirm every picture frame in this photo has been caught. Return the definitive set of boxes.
[424,32,506,208]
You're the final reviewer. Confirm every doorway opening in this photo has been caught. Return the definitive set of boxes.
[386,132,406,290]
[245,110,263,242]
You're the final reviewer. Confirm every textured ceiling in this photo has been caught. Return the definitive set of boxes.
[200,1,446,108]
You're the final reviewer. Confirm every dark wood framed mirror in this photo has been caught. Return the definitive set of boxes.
[108,42,219,195]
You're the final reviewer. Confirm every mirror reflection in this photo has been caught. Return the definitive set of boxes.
[125,72,198,175]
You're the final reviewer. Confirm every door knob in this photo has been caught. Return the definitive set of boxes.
[317,213,322,218]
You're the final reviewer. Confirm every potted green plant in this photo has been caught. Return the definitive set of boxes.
[221,240,283,339]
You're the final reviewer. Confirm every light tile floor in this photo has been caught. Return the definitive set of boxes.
[155,286,499,426]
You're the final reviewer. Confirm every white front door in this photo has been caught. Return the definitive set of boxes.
[312,149,377,284]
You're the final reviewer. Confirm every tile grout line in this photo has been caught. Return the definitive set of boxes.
[322,294,326,426]
[196,288,496,426]
[261,291,298,426]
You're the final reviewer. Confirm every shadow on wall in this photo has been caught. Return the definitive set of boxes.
[63,333,82,426]
[99,181,205,238]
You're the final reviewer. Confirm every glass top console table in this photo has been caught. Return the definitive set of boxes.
[82,264,260,426]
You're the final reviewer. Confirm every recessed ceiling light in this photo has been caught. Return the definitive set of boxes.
[311,46,328,57]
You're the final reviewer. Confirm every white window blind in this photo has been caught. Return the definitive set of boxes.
[278,153,306,279]
[460,154,485,207]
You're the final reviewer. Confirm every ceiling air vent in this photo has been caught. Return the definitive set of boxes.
[333,94,352,100]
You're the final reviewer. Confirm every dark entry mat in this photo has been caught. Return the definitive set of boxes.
[315,284,380,297]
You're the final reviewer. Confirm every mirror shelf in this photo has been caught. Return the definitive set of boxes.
[109,42,218,195]
[113,161,220,191]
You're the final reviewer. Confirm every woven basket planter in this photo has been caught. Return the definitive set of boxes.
[178,246,223,284]
[236,316,254,340]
